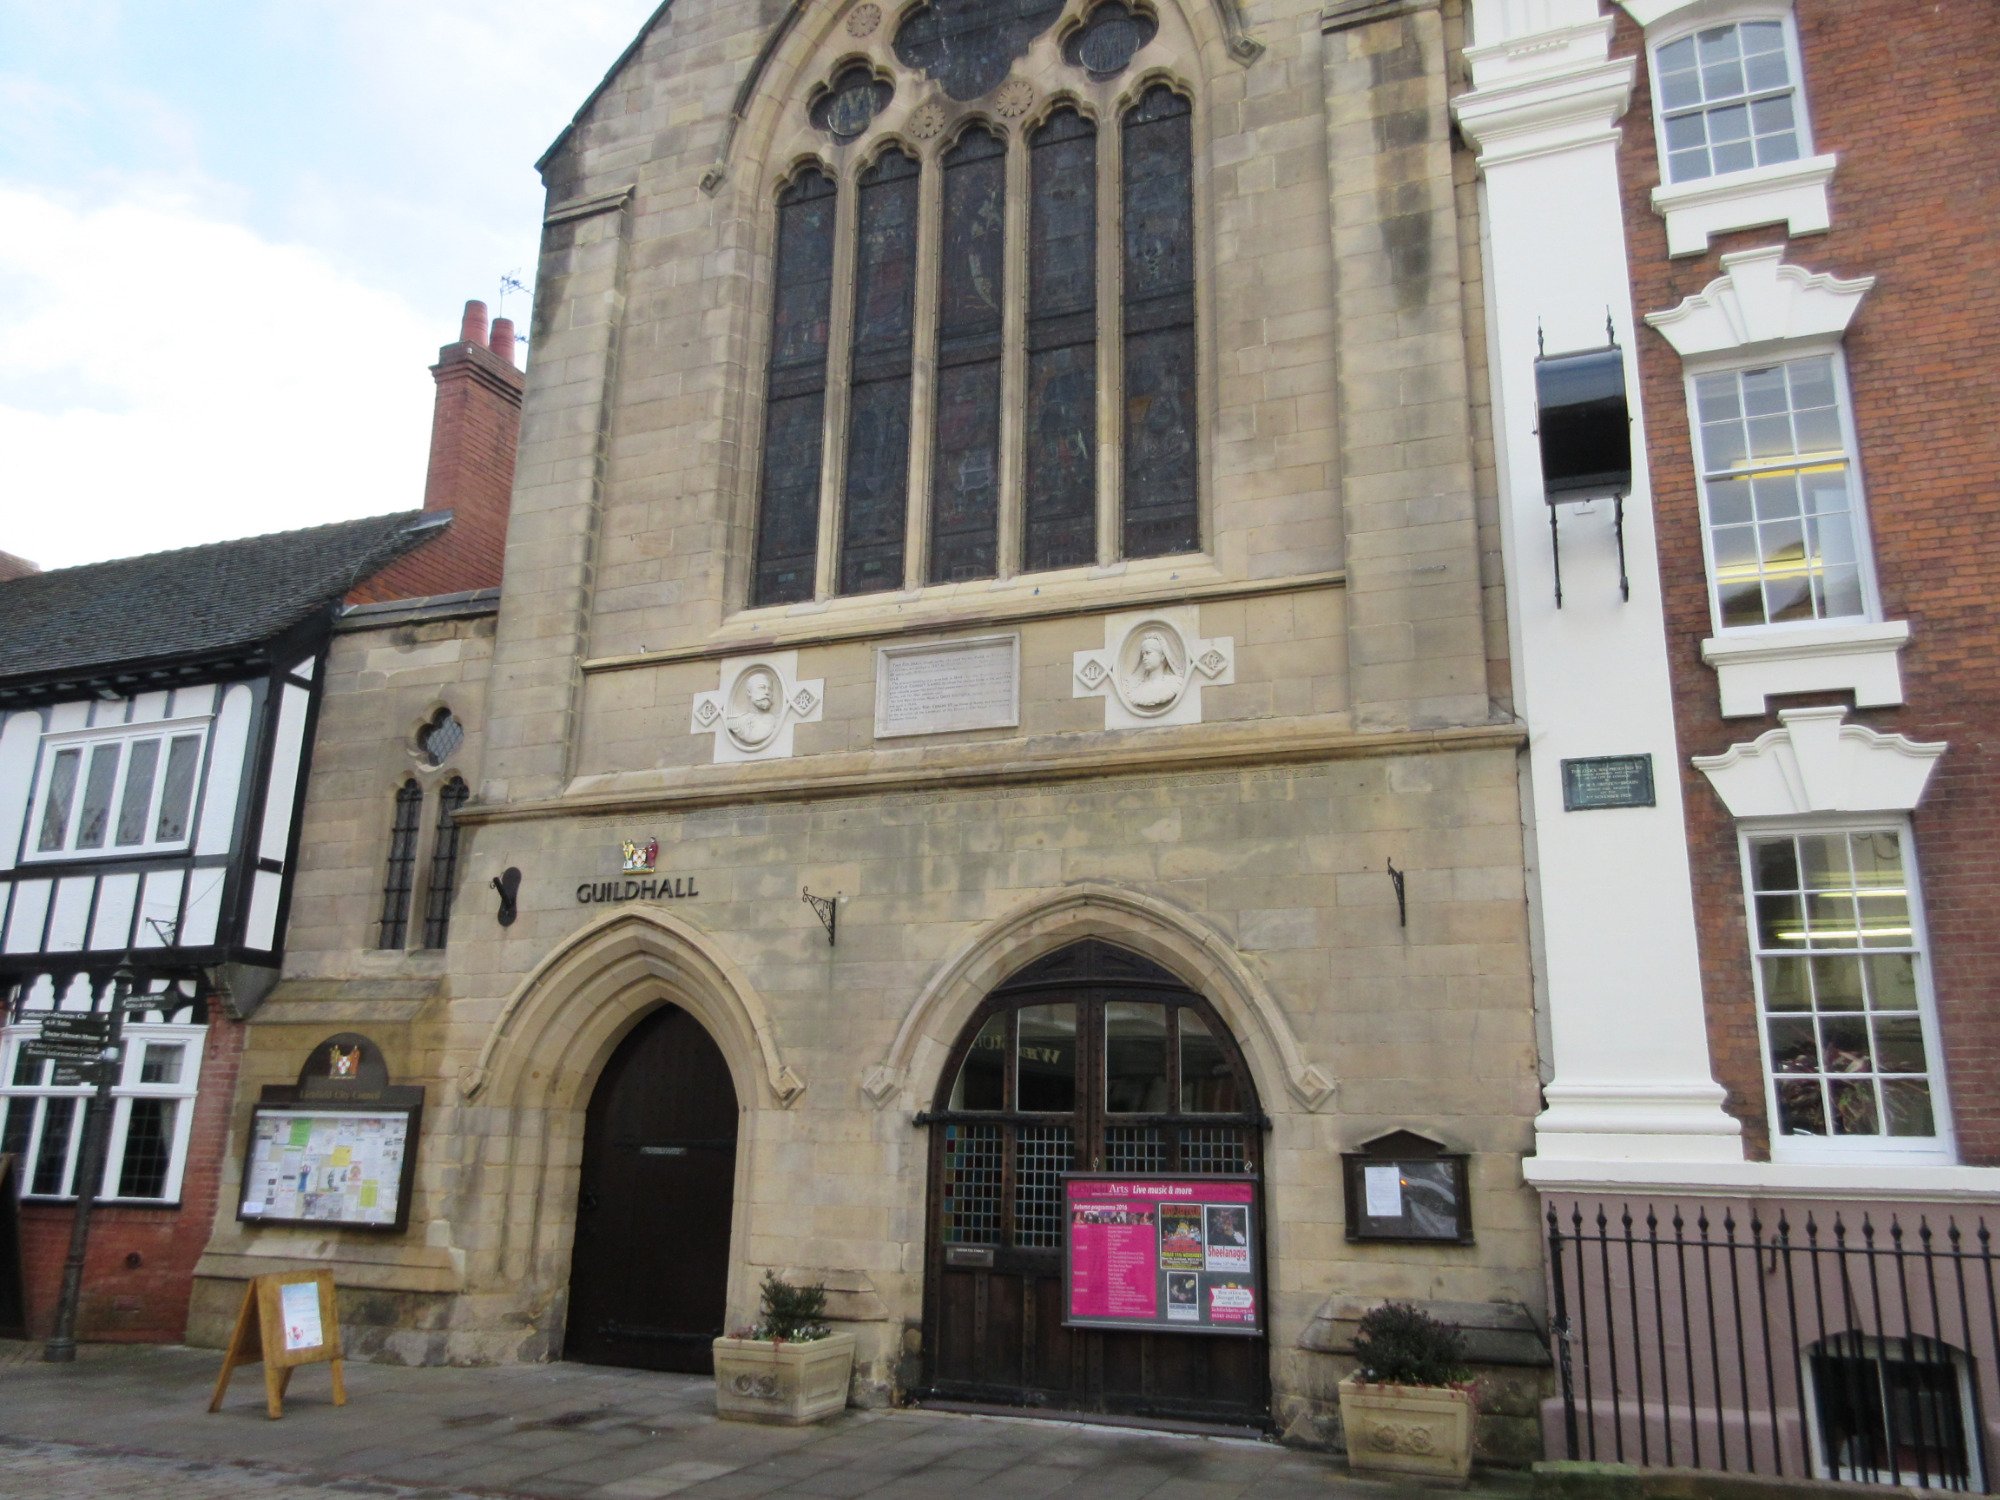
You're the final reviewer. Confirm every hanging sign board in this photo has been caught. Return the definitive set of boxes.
[207,1268,346,1420]
[1062,1174,1261,1336]
[236,1034,423,1234]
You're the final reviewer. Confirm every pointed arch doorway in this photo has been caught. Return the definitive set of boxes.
[920,939,1269,1423]
[564,1004,739,1373]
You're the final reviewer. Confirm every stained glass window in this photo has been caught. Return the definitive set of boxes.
[1024,107,1098,572]
[929,127,1008,584]
[1063,1,1157,79]
[752,169,838,607]
[840,149,921,596]
[810,63,892,142]
[894,0,1064,102]
[1121,86,1199,559]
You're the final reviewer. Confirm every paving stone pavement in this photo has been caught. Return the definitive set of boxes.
[0,1342,1529,1499]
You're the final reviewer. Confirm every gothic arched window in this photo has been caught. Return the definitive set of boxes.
[749,2,1201,607]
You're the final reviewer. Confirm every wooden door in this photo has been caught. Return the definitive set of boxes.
[921,940,1268,1424]
[565,1005,738,1373]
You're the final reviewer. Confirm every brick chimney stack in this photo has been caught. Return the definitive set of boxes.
[348,298,525,604]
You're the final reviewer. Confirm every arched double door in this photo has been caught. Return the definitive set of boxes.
[921,940,1268,1423]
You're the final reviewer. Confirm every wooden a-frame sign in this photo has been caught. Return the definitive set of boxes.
[208,1269,346,1419]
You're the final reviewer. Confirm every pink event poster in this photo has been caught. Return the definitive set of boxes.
[1065,1176,1259,1334]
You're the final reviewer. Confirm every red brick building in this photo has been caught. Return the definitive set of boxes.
[1458,0,2000,1483]
[0,303,519,1343]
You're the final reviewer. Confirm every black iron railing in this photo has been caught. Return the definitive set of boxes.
[1547,1201,1998,1492]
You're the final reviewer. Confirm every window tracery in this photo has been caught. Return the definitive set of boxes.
[750,0,1201,609]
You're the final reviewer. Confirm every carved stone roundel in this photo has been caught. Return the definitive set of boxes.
[994,80,1035,118]
[845,2,882,37]
[908,102,947,141]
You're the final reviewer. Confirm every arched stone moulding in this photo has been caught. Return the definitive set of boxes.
[704,0,1262,193]
[459,905,805,1110]
[861,880,1335,1113]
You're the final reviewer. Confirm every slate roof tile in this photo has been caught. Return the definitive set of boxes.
[0,511,444,685]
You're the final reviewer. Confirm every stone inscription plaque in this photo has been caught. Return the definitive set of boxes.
[1561,754,1655,811]
[875,634,1020,738]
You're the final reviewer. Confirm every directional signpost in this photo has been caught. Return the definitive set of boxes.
[25,967,135,1364]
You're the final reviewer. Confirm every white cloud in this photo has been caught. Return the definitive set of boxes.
[0,183,437,570]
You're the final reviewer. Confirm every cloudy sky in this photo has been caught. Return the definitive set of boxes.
[0,0,662,570]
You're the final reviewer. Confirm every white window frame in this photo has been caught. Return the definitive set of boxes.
[0,1022,207,1203]
[1646,6,1813,186]
[1685,341,1882,639]
[1626,1,1838,255]
[22,716,211,863]
[1738,817,1954,1167]
[1802,1333,1982,1488]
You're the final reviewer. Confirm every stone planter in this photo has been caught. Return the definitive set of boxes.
[1338,1374,1476,1481]
[712,1332,856,1425]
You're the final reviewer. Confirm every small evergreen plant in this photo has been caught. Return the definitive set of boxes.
[751,1271,831,1344]
[1351,1301,1469,1387]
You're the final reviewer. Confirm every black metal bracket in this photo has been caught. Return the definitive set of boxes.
[1386,858,1407,928]
[803,887,838,946]
[491,867,521,927]
[1614,494,1630,602]
[1549,495,1630,609]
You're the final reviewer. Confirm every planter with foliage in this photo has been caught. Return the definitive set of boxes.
[712,1272,856,1425]
[1337,1301,1477,1481]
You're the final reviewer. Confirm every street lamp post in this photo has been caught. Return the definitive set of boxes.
[42,960,133,1364]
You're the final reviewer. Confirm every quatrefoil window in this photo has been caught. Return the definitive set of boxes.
[417,708,463,768]
[1063,2,1157,80]
[812,63,895,142]
[894,0,1065,102]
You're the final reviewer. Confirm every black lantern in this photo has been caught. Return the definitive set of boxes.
[1535,339,1633,607]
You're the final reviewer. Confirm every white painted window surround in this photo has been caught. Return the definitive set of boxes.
[1695,711,1951,1167]
[1648,249,1903,717]
[0,1022,207,1202]
[23,716,212,862]
[1620,0,1835,256]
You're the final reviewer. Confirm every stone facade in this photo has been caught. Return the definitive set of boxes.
[193,0,1550,1456]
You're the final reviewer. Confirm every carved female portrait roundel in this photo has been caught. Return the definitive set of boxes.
[1119,622,1187,715]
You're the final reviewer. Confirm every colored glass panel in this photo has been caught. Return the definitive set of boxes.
[840,150,921,596]
[1121,87,1198,558]
[894,0,1064,102]
[753,170,838,606]
[930,128,1007,584]
[1024,108,1097,572]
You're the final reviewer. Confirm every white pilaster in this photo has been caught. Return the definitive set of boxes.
[1457,1,1743,1171]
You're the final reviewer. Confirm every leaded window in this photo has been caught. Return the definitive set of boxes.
[753,170,839,607]
[376,779,423,950]
[27,720,207,861]
[1024,107,1099,571]
[840,149,921,596]
[0,1025,205,1203]
[749,7,1200,606]
[930,126,1008,584]
[420,776,469,950]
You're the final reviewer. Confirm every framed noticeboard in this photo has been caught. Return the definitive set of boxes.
[1341,1131,1472,1244]
[237,1034,423,1234]
[1062,1174,1261,1336]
